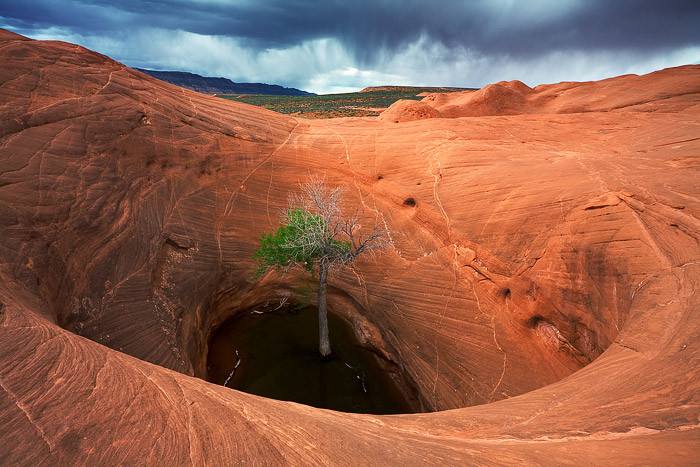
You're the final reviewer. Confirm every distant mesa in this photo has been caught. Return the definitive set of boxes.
[135,68,315,96]
[359,85,476,93]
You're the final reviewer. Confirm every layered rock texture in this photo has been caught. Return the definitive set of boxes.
[1,28,699,464]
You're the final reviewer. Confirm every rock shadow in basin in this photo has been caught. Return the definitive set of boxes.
[207,305,415,415]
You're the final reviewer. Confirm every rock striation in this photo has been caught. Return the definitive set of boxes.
[1,28,699,464]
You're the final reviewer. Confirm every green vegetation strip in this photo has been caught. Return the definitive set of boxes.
[217,88,474,118]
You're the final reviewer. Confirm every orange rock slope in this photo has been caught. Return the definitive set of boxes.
[1,28,699,464]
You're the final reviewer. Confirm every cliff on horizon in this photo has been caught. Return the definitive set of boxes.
[135,68,315,95]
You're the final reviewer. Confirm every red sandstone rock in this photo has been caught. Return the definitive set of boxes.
[377,98,443,122]
[1,30,699,464]
[383,67,700,120]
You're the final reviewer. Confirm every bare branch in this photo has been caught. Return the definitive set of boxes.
[262,175,393,274]
[253,174,395,359]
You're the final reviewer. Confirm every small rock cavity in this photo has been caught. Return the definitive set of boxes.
[206,305,415,415]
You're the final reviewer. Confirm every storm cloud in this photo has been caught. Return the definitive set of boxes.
[2,0,699,93]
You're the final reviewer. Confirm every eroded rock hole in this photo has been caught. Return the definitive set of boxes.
[206,304,415,414]
[403,197,416,207]
[498,287,511,301]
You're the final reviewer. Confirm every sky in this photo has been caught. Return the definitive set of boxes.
[1,0,699,94]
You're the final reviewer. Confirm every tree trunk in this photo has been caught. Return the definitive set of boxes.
[318,261,331,358]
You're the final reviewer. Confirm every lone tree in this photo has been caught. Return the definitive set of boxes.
[252,176,392,358]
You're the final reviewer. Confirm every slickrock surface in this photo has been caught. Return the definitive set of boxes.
[383,67,700,120]
[1,28,699,464]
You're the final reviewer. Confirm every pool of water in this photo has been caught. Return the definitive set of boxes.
[207,305,414,414]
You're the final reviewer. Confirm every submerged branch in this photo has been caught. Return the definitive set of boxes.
[345,362,368,394]
[223,350,241,387]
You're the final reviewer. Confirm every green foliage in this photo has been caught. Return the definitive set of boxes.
[291,283,314,311]
[251,177,391,358]
[218,88,474,118]
[252,207,351,280]
[252,207,318,277]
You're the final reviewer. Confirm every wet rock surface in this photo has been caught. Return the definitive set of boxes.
[1,29,699,464]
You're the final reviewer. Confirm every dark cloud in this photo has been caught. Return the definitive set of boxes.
[1,0,699,93]
[3,0,699,60]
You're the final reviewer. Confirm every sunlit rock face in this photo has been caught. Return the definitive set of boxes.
[1,28,699,464]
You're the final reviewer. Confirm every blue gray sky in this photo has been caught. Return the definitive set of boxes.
[2,0,699,94]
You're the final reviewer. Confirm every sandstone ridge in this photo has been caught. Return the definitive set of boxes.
[1,31,699,464]
[380,68,700,121]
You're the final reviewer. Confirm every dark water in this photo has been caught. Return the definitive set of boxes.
[207,305,414,414]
